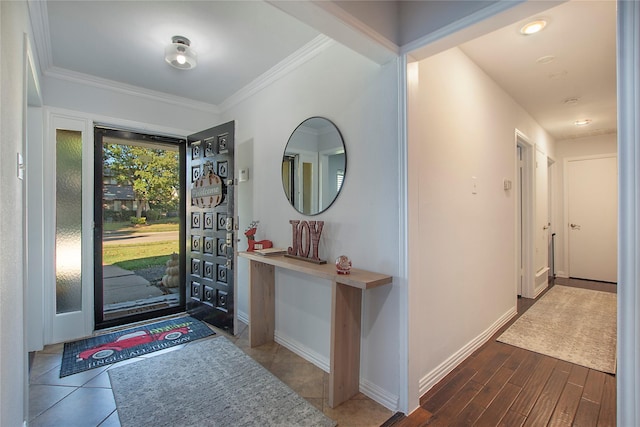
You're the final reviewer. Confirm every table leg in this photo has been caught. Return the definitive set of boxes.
[248,260,275,347]
[329,281,362,408]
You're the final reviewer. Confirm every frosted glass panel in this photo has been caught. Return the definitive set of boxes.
[56,129,82,314]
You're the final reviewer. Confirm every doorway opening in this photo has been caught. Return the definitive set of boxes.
[516,131,534,298]
[94,127,186,329]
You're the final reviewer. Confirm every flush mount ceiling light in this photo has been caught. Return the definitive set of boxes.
[575,119,592,126]
[165,35,197,70]
[520,19,547,35]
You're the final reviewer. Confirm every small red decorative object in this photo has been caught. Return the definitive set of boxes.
[248,239,273,252]
[245,221,273,252]
[335,255,352,275]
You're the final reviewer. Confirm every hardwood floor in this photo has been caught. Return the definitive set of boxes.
[384,278,616,427]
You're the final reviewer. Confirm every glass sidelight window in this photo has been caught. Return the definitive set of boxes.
[56,129,83,314]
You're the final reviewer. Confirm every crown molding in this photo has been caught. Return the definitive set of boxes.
[310,0,400,57]
[27,3,337,116]
[27,0,218,113]
[27,0,54,71]
[268,0,398,65]
[45,67,221,114]
[218,34,335,112]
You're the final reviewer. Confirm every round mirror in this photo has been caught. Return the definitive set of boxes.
[282,117,346,215]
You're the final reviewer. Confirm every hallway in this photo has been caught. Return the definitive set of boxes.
[388,278,616,426]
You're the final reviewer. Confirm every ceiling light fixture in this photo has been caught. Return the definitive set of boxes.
[165,36,197,70]
[536,55,555,65]
[574,119,592,126]
[520,19,547,35]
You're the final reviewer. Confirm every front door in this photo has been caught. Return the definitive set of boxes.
[186,121,237,333]
[94,128,186,329]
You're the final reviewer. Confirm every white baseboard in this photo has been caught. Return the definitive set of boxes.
[274,330,330,373]
[274,330,400,411]
[533,282,548,298]
[360,378,400,411]
[418,306,517,396]
[237,310,249,325]
[534,270,549,298]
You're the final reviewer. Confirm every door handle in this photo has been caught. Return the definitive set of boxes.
[570,223,581,230]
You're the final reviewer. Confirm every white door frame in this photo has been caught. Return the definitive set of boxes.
[617,2,640,423]
[515,130,534,298]
[24,35,45,352]
[44,111,94,344]
[534,145,550,294]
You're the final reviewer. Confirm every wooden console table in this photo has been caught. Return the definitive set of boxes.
[238,251,392,408]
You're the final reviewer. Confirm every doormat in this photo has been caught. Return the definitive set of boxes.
[60,316,214,378]
[109,336,336,427]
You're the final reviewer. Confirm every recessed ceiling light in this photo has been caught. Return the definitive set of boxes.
[536,55,555,65]
[574,119,592,126]
[520,20,547,35]
[549,70,568,80]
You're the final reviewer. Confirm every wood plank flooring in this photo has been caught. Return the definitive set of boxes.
[384,278,616,427]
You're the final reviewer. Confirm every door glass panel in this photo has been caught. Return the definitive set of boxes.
[56,129,83,313]
[101,138,181,322]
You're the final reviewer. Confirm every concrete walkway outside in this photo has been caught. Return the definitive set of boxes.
[103,265,164,305]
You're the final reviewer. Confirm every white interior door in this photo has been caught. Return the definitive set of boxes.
[535,148,549,283]
[567,155,617,282]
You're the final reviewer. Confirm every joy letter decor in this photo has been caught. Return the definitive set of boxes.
[286,220,325,264]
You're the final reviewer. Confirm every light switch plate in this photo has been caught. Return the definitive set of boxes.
[17,153,24,180]
[239,168,249,182]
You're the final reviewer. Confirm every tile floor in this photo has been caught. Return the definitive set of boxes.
[28,320,393,427]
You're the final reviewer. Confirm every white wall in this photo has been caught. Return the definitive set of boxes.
[222,42,402,409]
[0,2,29,425]
[408,47,554,400]
[551,133,617,278]
[43,75,222,135]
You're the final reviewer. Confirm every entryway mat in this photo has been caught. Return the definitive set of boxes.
[60,316,214,377]
[497,285,616,373]
[109,336,336,427]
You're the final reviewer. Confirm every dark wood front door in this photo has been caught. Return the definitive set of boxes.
[186,121,236,333]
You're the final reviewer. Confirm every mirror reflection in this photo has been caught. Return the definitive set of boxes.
[282,117,346,215]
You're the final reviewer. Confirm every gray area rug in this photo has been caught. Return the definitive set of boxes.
[497,285,616,373]
[108,336,336,427]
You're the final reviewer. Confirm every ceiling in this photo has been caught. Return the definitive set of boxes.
[32,0,616,141]
[37,1,320,107]
[459,0,617,141]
